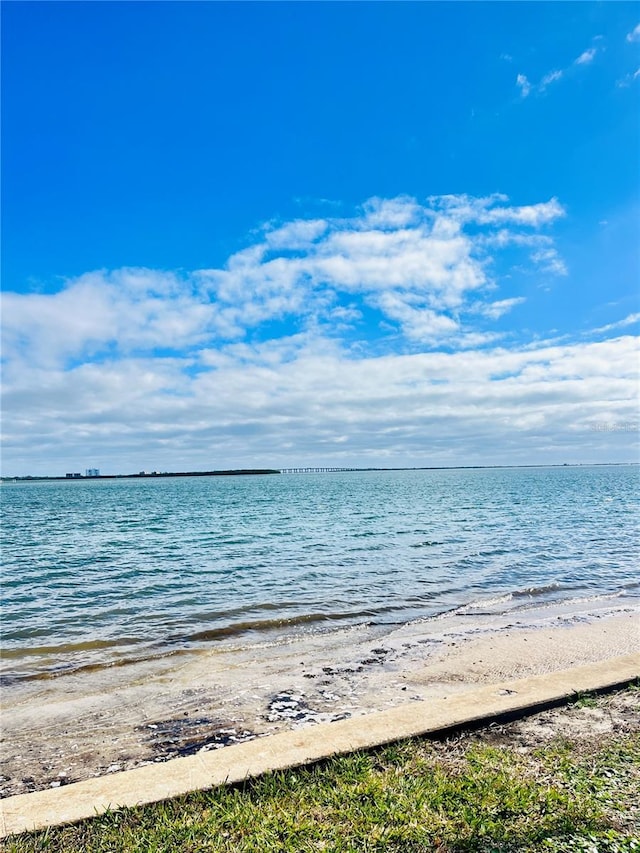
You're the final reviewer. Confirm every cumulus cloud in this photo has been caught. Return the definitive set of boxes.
[2,269,222,367]
[2,194,635,475]
[530,248,569,276]
[373,292,460,341]
[2,194,567,370]
[626,23,640,43]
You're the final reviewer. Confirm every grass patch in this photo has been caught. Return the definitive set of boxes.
[6,702,640,852]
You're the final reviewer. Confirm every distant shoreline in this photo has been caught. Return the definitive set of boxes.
[0,469,281,482]
[1,461,636,482]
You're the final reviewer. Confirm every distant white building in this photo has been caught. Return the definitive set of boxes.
[85,468,100,477]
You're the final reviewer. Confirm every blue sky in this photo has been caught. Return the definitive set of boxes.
[2,2,639,475]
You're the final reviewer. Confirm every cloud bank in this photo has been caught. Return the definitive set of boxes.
[1,195,637,474]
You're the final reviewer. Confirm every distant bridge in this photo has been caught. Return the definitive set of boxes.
[279,467,364,474]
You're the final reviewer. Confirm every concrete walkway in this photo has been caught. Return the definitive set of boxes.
[2,653,638,838]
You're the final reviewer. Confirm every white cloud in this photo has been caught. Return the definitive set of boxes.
[456,331,505,348]
[264,218,328,249]
[530,248,568,276]
[516,73,531,98]
[617,68,640,88]
[359,195,425,229]
[5,194,634,475]
[193,194,565,346]
[478,230,555,249]
[481,198,565,227]
[517,43,599,99]
[373,291,460,341]
[589,313,640,334]
[3,195,565,370]
[1,269,225,367]
[574,48,597,65]
[1,195,567,365]
[540,69,563,89]
[426,194,565,228]
[474,297,526,320]
[2,335,637,474]
[626,23,640,43]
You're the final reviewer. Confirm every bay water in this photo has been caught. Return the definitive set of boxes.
[2,465,638,685]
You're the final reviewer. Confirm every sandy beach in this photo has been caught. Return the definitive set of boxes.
[1,601,638,799]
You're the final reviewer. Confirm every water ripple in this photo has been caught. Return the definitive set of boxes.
[2,465,638,679]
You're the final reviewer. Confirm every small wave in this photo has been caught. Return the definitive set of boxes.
[450,593,514,615]
[185,609,387,643]
[511,582,571,599]
[510,589,631,612]
[0,636,143,658]
[0,647,188,684]
[445,582,578,617]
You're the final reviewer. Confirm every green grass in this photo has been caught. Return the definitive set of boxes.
[6,708,639,852]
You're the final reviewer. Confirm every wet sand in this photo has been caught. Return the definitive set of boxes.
[1,604,638,798]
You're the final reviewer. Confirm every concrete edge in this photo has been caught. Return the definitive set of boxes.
[2,653,638,839]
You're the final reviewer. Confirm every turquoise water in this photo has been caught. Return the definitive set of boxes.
[2,465,638,682]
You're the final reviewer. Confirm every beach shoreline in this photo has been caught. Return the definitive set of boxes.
[2,603,638,799]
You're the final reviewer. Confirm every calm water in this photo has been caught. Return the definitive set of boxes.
[2,466,638,682]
